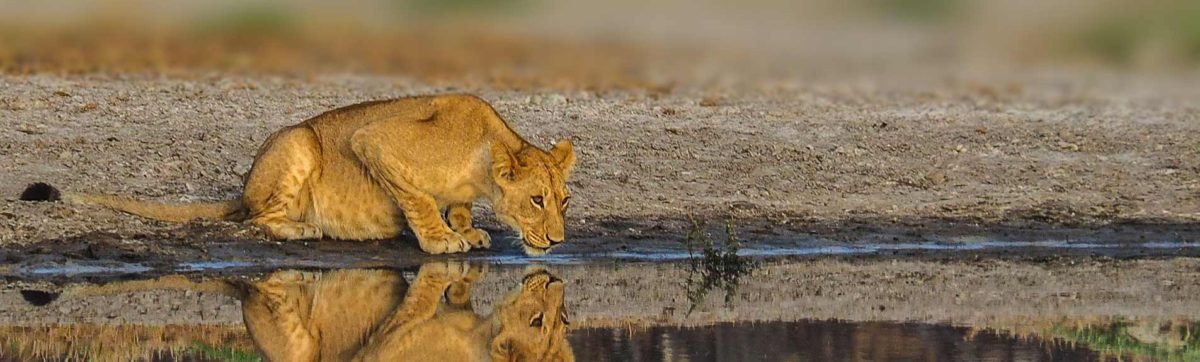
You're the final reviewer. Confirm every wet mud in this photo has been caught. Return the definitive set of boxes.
[3,214,1200,282]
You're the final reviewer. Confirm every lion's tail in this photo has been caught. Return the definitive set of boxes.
[19,182,247,222]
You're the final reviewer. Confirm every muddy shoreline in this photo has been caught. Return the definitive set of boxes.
[3,213,1200,281]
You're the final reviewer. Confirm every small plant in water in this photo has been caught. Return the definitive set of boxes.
[682,215,758,315]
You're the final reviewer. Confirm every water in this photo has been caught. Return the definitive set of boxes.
[570,321,1103,361]
[0,320,1113,361]
[479,240,1200,264]
[8,240,1198,278]
[2,256,1197,361]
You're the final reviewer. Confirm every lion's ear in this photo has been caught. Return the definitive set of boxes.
[492,143,517,181]
[549,138,575,177]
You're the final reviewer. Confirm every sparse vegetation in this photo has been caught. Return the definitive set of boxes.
[193,3,297,36]
[1049,319,1200,361]
[189,341,263,362]
[871,0,964,22]
[681,215,758,315]
[1074,2,1200,66]
[0,325,256,362]
[395,0,534,16]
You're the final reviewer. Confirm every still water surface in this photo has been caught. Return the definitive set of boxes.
[0,258,1196,361]
[570,320,1102,361]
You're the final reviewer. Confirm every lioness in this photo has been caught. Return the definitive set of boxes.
[21,94,575,255]
[22,262,575,361]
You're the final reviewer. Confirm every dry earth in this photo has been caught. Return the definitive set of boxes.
[1,72,1199,254]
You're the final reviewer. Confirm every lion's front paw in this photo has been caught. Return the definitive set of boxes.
[459,228,491,249]
[418,230,472,254]
[419,260,472,281]
[256,220,323,240]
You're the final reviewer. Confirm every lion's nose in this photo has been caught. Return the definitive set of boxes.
[547,235,563,246]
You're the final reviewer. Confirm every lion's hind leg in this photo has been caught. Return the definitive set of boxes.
[351,132,471,254]
[242,270,319,362]
[355,261,483,360]
[243,126,323,240]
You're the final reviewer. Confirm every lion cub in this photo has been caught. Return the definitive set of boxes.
[22,94,575,255]
[244,263,574,361]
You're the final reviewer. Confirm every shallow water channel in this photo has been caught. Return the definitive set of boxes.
[1,245,1198,361]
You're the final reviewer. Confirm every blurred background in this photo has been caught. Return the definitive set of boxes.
[1,0,1196,90]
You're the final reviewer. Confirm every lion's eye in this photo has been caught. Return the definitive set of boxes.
[532,196,544,208]
[530,313,544,327]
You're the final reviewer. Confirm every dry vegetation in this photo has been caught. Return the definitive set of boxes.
[0,26,677,91]
[0,1,699,91]
[0,324,256,362]
[973,317,1200,361]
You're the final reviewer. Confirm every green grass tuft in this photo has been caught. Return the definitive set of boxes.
[682,215,759,315]
[187,341,262,362]
[1049,319,1200,361]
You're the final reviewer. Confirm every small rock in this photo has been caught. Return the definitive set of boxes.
[1058,130,1077,143]
[17,125,44,135]
[926,171,946,186]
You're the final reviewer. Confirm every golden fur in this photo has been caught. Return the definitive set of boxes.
[32,262,574,362]
[28,94,576,255]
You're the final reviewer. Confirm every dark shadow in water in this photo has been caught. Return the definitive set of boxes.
[5,214,1200,282]
[569,320,1100,362]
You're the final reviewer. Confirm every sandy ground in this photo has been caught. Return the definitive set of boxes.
[2,72,1200,249]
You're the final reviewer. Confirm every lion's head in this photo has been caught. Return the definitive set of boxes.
[489,267,574,362]
[491,139,575,256]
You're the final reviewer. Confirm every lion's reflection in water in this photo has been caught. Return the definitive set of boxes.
[242,262,574,361]
[27,262,574,362]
